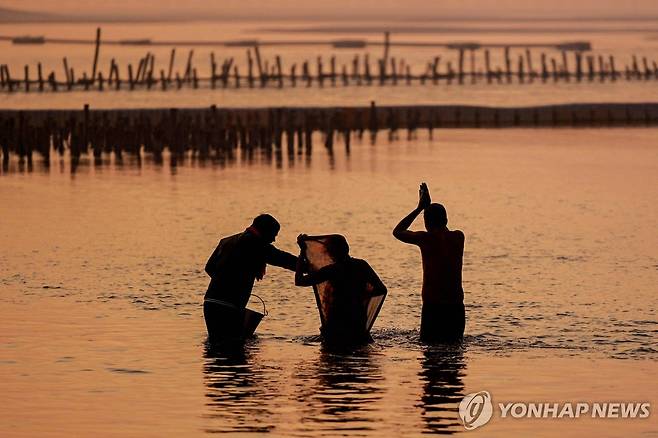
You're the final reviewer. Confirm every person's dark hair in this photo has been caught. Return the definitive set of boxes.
[424,203,448,229]
[252,214,280,238]
[327,235,350,260]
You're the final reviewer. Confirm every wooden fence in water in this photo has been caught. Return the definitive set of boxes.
[1,29,657,93]
[1,102,657,169]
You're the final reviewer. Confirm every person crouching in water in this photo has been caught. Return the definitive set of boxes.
[294,234,387,347]
[204,214,297,343]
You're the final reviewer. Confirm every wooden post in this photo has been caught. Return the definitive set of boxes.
[383,31,390,78]
[247,50,254,87]
[167,49,176,83]
[369,100,378,133]
[364,54,372,84]
[317,56,324,86]
[83,104,89,152]
[69,68,75,90]
[290,64,297,86]
[525,49,534,77]
[352,55,359,80]
[48,72,57,91]
[97,72,104,91]
[518,55,525,82]
[114,64,121,90]
[584,55,592,80]
[598,55,606,80]
[632,55,640,78]
[609,55,617,80]
[146,56,155,88]
[91,27,101,85]
[63,57,71,87]
[24,65,29,92]
[391,57,397,85]
[642,57,651,78]
[254,45,264,86]
[330,56,336,86]
[210,52,217,89]
[108,59,115,86]
[160,70,167,90]
[135,58,145,84]
[484,50,491,81]
[341,64,348,85]
[469,49,475,82]
[432,57,440,83]
[276,55,283,87]
[303,61,310,86]
[234,65,240,88]
[83,73,90,90]
[551,58,558,81]
[128,64,135,90]
[575,52,583,80]
[192,68,199,88]
[561,51,569,79]
[5,66,13,92]
[37,63,44,91]
[504,46,512,80]
[458,48,465,83]
[541,53,548,80]
[184,50,194,83]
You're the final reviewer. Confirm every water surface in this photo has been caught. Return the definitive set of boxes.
[1,128,657,436]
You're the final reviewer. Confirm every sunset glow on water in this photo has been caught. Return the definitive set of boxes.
[1,2,657,436]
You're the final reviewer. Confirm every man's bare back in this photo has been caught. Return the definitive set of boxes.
[414,229,464,305]
[393,183,466,342]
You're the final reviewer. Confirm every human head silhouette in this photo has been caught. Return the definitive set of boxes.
[251,214,280,243]
[326,235,350,261]
[424,203,448,231]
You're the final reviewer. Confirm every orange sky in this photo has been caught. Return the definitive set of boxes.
[3,0,658,20]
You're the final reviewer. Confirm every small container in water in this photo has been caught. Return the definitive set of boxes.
[243,294,267,336]
[204,294,268,340]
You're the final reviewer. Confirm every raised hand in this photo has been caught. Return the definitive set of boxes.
[418,182,431,210]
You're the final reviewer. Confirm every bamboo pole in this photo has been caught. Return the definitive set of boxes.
[167,49,176,83]
[91,27,101,85]
[37,63,44,91]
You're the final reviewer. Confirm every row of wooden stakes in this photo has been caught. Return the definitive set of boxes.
[2,102,657,170]
[1,28,657,92]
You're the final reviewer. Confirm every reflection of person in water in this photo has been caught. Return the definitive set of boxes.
[393,183,466,343]
[311,347,384,421]
[295,234,387,346]
[204,214,297,342]
[203,343,275,434]
[418,346,466,434]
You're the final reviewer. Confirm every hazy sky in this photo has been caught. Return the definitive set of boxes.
[3,0,658,20]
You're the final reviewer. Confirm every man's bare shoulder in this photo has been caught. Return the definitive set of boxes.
[447,229,465,245]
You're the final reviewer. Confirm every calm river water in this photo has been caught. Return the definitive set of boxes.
[1,128,657,436]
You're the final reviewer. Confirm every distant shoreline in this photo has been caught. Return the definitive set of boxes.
[2,5,658,25]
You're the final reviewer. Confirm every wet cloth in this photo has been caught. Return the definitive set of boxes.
[299,235,387,343]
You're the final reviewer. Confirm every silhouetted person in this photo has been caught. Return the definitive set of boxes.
[204,214,297,343]
[295,234,387,347]
[393,183,465,342]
